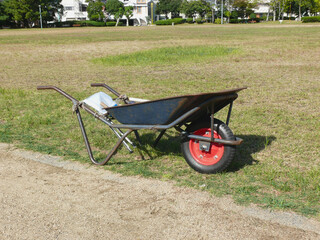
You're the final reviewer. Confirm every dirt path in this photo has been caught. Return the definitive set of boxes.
[0,143,319,240]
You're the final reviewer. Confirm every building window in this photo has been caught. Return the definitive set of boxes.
[137,0,146,3]
[137,6,142,14]
[65,6,74,11]
[80,4,87,12]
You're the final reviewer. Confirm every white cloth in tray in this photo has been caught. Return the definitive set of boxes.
[82,92,117,115]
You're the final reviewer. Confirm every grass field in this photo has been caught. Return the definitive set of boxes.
[0,23,319,218]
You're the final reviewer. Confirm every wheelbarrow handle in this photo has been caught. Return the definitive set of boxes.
[90,83,120,97]
[37,85,78,103]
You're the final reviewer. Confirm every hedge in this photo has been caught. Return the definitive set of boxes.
[172,18,186,24]
[229,19,240,24]
[186,18,194,24]
[80,21,105,27]
[195,19,204,24]
[155,18,185,25]
[229,18,261,24]
[301,16,320,23]
[50,20,105,27]
[283,17,296,20]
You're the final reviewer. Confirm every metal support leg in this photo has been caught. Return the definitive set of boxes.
[134,130,142,145]
[108,126,134,153]
[108,119,135,147]
[210,106,215,142]
[75,108,133,165]
[226,102,233,126]
[153,130,166,147]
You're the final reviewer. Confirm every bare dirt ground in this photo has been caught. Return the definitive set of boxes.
[0,143,319,240]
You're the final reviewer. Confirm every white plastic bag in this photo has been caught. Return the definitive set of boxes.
[82,92,117,115]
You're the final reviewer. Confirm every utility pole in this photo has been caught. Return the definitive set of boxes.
[151,2,154,24]
[39,5,43,29]
[221,0,223,24]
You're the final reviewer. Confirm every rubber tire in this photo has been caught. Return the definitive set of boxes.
[181,118,236,174]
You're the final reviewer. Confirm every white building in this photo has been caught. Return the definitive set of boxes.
[122,0,149,25]
[59,0,88,21]
[253,0,271,18]
[57,0,158,25]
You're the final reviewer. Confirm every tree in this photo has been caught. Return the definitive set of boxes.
[266,0,320,21]
[3,0,62,28]
[0,1,10,27]
[124,6,133,26]
[170,0,183,18]
[225,10,231,22]
[105,0,124,26]
[0,1,6,19]
[309,0,320,14]
[86,0,105,21]
[181,0,196,18]
[232,0,256,18]
[181,0,210,19]
[156,0,183,18]
[105,0,124,15]
[196,0,211,18]
[114,7,124,26]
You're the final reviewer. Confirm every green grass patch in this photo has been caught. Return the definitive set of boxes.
[92,46,236,66]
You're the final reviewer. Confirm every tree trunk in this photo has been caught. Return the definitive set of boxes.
[273,7,276,21]
[212,9,215,23]
[27,19,32,28]
[116,18,120,26]
[267,6,270,21]
[126,18,129,26]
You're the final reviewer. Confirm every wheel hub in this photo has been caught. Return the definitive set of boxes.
[189,128,224,166]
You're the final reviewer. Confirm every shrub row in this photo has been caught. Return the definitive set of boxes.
[155,18,186,25]
[301,16,320,23]
[283,17,296,20]
[154,18,207,25]
[186,18,194,24]
[49,20,122,27]
[195,19,204,24]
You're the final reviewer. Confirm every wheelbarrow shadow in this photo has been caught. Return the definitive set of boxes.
[226,134,276,172]
[133,131,182,160]
[135,133,276,173]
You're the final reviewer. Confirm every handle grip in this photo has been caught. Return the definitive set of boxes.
[36,85,78,103]
[37,85,54,90]
[90,83,120,97]
[90,83,104,87]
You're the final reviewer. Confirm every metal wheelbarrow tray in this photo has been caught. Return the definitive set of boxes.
[37,83,246,174]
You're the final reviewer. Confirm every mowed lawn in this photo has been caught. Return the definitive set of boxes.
[0,23,319,218]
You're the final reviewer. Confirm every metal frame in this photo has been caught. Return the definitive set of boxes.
[37,84,243,166]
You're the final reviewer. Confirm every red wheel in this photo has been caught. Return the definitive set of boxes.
[181,119,236,174]
[189,128,224,166]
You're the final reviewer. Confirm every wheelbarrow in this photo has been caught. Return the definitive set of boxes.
[37,83,246,174]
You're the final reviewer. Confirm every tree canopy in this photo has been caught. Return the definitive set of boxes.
[181,0,211,18]
[124,6,133,26]
[2,0,62,27]
[105,0,124,25]
[156,0,183,18]
[105,0,124,15]
[86,0,105,21]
